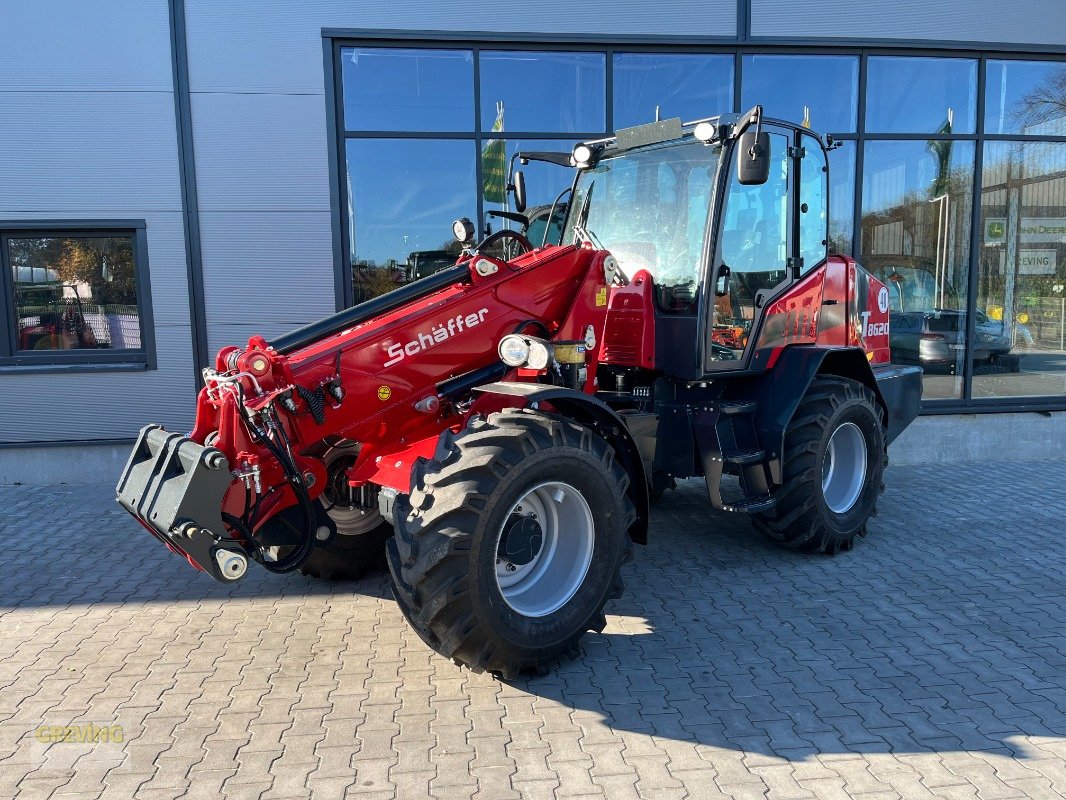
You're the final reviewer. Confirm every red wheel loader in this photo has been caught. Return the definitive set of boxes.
[116,107,921,677]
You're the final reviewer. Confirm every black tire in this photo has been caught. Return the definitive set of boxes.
[754,376,886,555]
[299,522,392,580]
[386,409,635,678]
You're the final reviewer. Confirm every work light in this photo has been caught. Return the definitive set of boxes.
[452,217,475,244]
[693,122,716,142]
[572,144,594,168]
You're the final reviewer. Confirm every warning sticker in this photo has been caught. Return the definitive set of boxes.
[377,385,392,401]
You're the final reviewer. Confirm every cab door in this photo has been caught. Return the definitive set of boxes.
[703,126,795,370]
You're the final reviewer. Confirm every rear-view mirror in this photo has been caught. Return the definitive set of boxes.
[736,131,770,186]
[512,170,527,213]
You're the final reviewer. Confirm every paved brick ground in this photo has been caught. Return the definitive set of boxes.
[1,460,1064,799]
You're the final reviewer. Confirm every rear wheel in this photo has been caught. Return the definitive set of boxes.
[300,443,391,580]
[754,376,886,554]
[386,409,635,678]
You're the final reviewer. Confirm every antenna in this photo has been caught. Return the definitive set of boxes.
[655,105,661,122]
[802,105,811,129]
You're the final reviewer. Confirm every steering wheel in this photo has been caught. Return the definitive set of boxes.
[477,229,534,260]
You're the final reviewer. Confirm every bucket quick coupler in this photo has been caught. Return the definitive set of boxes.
[116,425,248,583]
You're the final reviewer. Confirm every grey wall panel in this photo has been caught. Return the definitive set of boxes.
[0,91,183,213]
[751,0,1066,46]
[200,211,335,329]
[0,327,196,443]
[0,2,195,445]
[0,210,191,328]
[190,93,332,212]
[1,1,172,91]
[183,0,739,94]
[207,322,308,359]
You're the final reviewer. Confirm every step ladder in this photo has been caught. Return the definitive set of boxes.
[694,400,777,514]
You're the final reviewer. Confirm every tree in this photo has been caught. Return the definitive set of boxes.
[9,236,136,307]
[1016,66,1066,133]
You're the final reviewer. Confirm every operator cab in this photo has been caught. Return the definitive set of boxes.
[559,108,833,380]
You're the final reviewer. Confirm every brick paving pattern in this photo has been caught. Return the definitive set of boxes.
[0,460,1064,799]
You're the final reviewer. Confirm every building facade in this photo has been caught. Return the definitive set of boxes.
[2,0,1065,482]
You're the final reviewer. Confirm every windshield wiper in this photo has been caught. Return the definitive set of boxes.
[574,224,604,250]
[571,182,601,248]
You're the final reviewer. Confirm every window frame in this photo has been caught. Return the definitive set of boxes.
[0,220,156,372]
[326,34,1066,415]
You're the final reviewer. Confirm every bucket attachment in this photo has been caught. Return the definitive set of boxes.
[116,425,247,583]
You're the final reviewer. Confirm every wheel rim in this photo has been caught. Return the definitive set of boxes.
[821,422,868,514]
[322,444,383,536]
[494,481,595,618]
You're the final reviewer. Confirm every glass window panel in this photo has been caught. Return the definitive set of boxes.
[479,51,605,133]
[974,141,1066,399]
[860,139,975,400]
[562,139,720,314]
[866,56,977,134]
[741,55,859,133]
[341,47,474,132]
[346,139,476,300]
[481,139,577,248]
[985,59,1066,136]
[8,235,140,351]
[613,53,733,129]
[828,141,856,256]
[712,131,792,356]
[799,136,828,271]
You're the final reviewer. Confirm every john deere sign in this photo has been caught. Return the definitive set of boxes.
[985,217,1066,244]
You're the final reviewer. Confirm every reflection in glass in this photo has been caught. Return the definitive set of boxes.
[985,60,1066,136]
[974,141,1066,398]
[479,51,605,133]
[8,235,140,351]
[345,139,475,301]
[613,54,733,129]
[866,56,976,134]
[860,140,974,399]
[481,139,576,248]
[827,141,856,255]
[741,55,858,133]
[341,47,474,132]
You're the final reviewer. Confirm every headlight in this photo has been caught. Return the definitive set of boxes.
[498,335,531,367]
[498,334,553,369]
[525,340,552,370]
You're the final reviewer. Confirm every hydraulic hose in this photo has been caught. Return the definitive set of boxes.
[240,410,319,574]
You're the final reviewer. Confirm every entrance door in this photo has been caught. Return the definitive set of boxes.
[705,128,794,367]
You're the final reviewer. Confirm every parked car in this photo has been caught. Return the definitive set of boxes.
[890,309,1018,372]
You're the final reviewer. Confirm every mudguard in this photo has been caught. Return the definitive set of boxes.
[724,346,921,485]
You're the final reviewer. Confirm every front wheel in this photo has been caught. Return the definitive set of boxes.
[386,410,635,678]
[300,442,391,580]
[754,376,886,554]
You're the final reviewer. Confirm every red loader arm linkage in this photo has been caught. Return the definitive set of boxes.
[117,244,621,582]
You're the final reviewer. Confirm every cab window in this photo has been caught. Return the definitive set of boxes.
[798,135,828,272]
